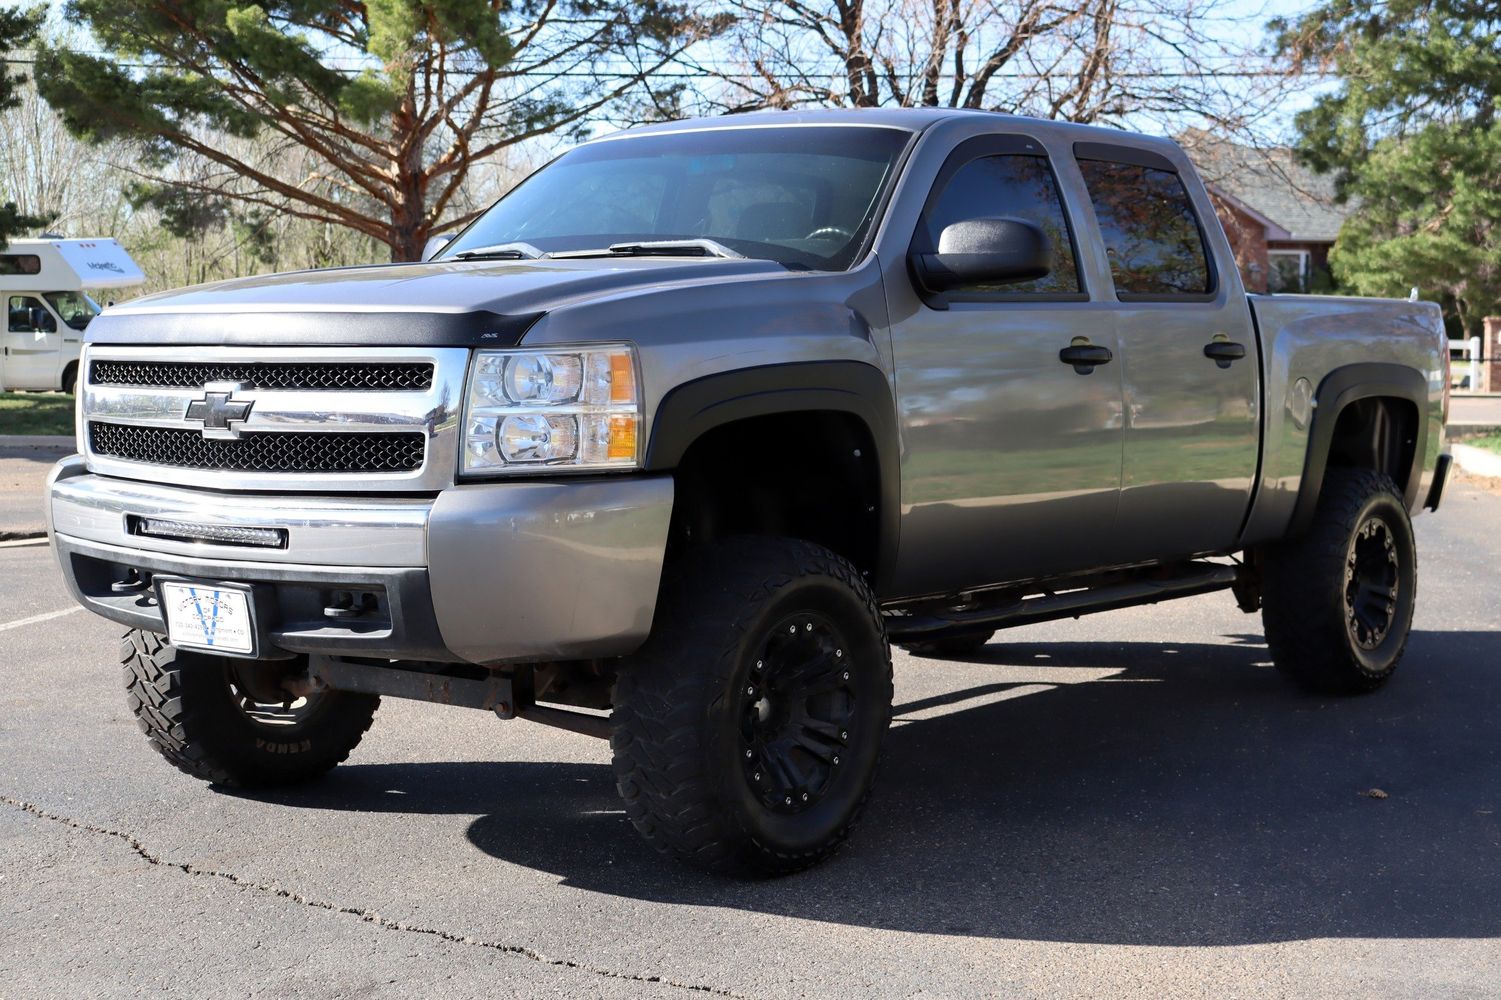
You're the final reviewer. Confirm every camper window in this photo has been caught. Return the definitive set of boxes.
[7,296,56,333]
[43,291,99,331]
[0,255,42,276]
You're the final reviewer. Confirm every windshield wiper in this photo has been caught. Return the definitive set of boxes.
[452,241,545,261]
[599,239,745,260]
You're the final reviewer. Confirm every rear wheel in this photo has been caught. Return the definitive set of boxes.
[122,629,379,787]
[611,538,892,876]
[1261,469,1417,694]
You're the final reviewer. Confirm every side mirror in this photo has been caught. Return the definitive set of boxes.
[910,218,1051,295]
[422,235,453,261]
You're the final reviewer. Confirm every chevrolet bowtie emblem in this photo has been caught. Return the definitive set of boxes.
[185,386,254,439]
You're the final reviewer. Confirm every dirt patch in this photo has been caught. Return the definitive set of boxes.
[1451,467,1501,495]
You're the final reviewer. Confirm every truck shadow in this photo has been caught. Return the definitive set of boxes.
[256,628,1501,946]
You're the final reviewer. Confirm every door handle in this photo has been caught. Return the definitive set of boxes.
[1059,343,1113,374]
[1203,341,1247,368]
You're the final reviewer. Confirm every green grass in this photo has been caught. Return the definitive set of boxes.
[0,392,76,436]
[1467,433,1501,455]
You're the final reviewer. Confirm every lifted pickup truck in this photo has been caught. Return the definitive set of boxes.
[48,109,1451,876]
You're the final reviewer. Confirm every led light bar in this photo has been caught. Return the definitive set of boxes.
[131,516,288,549]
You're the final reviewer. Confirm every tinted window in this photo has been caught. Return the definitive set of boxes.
[0,255,41,276]
[1077,160,1211,297]
[922,154,1079,295]
[7,296,54,333]
[444,127,910,271]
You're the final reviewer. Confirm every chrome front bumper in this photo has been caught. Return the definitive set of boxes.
[48,457,675,664]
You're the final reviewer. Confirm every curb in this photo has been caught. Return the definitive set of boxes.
[0,435,74,449]
[1452,443,1501,479]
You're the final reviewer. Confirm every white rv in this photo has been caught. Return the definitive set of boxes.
[1,238,145,393]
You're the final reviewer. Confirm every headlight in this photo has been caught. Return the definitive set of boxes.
[462,345,640,474]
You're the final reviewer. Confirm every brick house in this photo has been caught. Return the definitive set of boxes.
[1182,131,1353,295]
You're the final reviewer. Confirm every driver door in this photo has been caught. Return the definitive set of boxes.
[886,135,1126,596]
[4,295,61,390]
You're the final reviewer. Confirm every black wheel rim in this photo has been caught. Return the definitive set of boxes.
[1344,515,1400,651]
[738,612,854,815]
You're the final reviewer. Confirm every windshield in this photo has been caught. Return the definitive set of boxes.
[43,291,100,331]
[442,126,912,271]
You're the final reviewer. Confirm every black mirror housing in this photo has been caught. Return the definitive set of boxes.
[910,217,1052,295]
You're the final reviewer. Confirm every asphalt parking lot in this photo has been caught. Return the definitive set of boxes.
[2,480,1499,999]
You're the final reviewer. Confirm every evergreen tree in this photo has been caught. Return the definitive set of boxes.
[0,7,49,248]
[36,0,709,261]
[1278,0,1501,335]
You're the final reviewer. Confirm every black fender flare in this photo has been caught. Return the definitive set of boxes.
[1288,362,1429,536]
[645,360,901,592]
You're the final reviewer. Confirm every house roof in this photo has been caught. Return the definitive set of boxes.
[1181,129,1351,243]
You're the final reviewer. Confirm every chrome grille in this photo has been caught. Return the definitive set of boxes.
[80,345,468,492]
[89,422,425,474]
[90,359,434,391]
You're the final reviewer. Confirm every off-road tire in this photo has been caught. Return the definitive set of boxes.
[900,630,995,658]
[1262,469,1417,694]
[611,538,893,877]
[122,629,379,787]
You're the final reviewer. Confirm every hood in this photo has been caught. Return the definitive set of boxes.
[87,257,789,347]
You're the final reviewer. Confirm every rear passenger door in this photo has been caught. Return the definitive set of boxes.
[887,135,1125,596]
[1073,144,1259,563]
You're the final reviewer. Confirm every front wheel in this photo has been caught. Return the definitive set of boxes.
[122,630,379,787]
[1261,469,1417,693]
[611,538,892,876]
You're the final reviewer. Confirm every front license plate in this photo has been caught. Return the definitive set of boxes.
[160,581,255,655]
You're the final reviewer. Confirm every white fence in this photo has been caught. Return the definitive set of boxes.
[1452,336,1485,392]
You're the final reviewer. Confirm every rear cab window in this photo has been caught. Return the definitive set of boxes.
[1074,145,1214,300]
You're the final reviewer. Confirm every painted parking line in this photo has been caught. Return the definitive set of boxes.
[0,606,82,633]
[0,536,48,549]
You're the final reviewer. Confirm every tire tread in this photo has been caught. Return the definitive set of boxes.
[611,538,892,876]
[1262,469,1415,694]
[121,629,377,787]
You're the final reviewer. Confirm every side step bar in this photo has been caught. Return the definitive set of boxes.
[302,655,613,739]
[883,561,1239,643]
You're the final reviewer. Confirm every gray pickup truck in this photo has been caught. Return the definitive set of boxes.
[48,108,1451,876]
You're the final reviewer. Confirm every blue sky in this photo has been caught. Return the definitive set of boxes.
[3,0,1333,142]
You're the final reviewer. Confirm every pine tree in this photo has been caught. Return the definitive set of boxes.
[0,7,49,248]
[36,0,710,261]
[1278,0,1501,335]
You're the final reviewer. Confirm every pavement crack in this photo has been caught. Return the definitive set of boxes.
[3,795,756,999]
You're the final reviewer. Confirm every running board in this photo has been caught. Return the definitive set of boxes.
[883,562,1239,643]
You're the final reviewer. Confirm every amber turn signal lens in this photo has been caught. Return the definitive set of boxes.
[609,353,636,404]
[607,414,637,460]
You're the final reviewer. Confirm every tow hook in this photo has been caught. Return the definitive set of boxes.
[323,590,378,620]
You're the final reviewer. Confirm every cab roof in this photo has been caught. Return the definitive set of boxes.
[589,107,1183,156]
